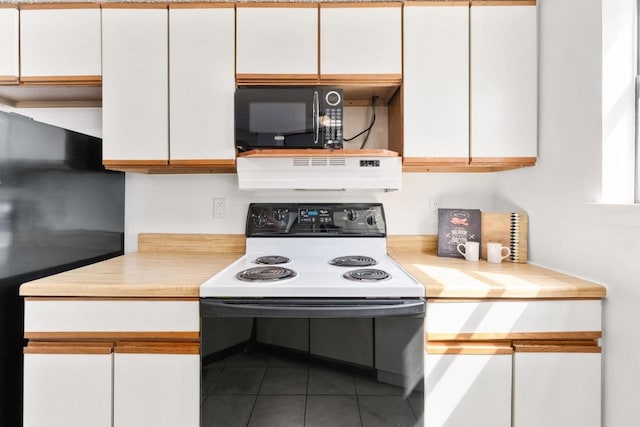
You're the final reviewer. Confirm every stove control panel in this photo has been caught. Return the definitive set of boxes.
[246,203,386,236]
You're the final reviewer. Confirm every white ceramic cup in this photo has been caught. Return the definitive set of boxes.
[457,241,480,261]
[486,242,511,263]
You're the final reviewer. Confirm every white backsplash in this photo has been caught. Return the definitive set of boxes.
[124,172,497,252]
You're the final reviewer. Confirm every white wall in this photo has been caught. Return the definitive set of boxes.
[494,0,640,426]
[124,172,497,252]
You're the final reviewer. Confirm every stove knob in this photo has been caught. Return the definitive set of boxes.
[366,215,377,226]
[253,214,267,227]
[346,209,359,222]
[275,209,288,222]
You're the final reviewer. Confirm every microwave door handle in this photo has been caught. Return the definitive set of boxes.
[313,90,319,145]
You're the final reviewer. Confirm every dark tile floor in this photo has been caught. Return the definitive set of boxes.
[201,351,424,427]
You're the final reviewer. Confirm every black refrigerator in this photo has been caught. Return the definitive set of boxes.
[0,111,125,426]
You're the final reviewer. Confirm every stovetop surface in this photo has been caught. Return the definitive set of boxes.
[200,238,424,298]
[200,203,424,298]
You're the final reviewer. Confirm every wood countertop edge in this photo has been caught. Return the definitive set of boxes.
[19,286,201,298]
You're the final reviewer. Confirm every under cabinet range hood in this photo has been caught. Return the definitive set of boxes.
[236,150,402,191]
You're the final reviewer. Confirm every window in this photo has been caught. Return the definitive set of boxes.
[636,0,640,202]
[602,0,636,204]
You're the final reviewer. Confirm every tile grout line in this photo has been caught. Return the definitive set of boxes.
[244,366,268,427]
[303,366,311,426]
[354,375,365,427]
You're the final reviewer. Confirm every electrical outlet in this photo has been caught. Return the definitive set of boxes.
[429,198,441,219]
[214,198,226,218]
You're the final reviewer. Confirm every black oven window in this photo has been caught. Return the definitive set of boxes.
[249,102,307,134]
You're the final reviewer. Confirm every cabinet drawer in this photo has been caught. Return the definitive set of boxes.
[427,300,601,339]
[24,299,199,334]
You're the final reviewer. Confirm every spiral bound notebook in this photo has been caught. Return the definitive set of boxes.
[480,212,528,263]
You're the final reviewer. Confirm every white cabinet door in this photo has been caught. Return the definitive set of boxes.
[169,5,235,162]
[236,5,318,78]
[320,5,402,77]
[470,2,537,161]
[513,349,601,427]
[310,318,374,367]
[425,344,512,427]
[0,6,19,83]
[23,344,113,427]
[114,347,200,427]
[20,6,101,83]
[403,3,469,162]
[102,7,168,164]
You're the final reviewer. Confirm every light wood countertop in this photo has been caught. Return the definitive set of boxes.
[19,234,606,299]
[19,234,245,298]
[388,236,606,299]
[18,251,244,297]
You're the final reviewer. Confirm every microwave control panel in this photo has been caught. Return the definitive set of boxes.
[322,89,343,149]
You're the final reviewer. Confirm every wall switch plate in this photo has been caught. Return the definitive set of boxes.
[429,198,441,219]
[214,198,226,218]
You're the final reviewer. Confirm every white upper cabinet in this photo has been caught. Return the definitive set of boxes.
[236,5,318,79]
[102,6,168,164]
[170,5,236,163]
[0,6,19,83]
[403,3,469,162]
[320,4,402,77]
[20,5,101,84]
[470,2,538,161]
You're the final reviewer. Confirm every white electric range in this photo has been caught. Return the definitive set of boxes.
[199,203,426,427]
[200,203,425,302]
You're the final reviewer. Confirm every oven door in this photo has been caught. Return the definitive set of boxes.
[201,298,425,318]
[235,87,321,151]
[200,297,425,426]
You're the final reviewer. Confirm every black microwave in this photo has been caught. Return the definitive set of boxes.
[235,87,344,151]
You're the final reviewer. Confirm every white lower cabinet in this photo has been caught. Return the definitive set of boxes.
[23,299,201,427]
[114,347,200,427]
[24,342,200,427]
[426,299,603,426]
[513,349,601,427]
[23,344,113,427]
[425,344,512,427]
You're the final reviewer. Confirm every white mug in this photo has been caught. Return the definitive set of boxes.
[457,241,479,261]
[486,242,511,263]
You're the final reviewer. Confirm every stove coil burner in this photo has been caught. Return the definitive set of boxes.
[343,268,391,282]
[254,255,291,265]
[330,256,378,267]
[236,266,297,282]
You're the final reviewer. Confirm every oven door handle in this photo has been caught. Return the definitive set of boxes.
[200,299,425,318]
